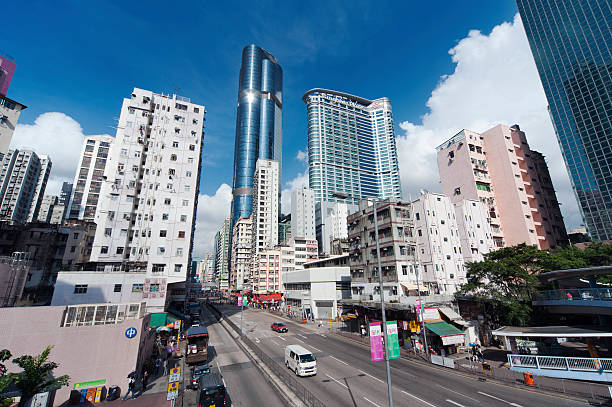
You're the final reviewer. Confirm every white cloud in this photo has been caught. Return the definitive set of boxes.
[281,171,308,214]
[192,183,232,259]
[10,112,104,195]
[397,13,582,230]
[296,150,307,162]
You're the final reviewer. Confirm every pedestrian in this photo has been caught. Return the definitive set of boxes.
[142,370,149,392]
[122,378,136,400]
[477,349,484,362]
[360,325,366,338]
[155,357,162,377]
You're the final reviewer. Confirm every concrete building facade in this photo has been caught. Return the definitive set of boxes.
[0,96,26,163]
[291,187,315,240]
[315,201,356,255]
[230,216,252,291]
[453,199,495,263]
[214,217,230,290]
[67,135,114,222]
[253,248,281,293]
[252,159,279,255]
[437,124,567,250]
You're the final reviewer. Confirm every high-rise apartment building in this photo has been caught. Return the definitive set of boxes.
[0,149,51,223]
[37,195,58,223]
[67,135,114,221]
[411,192,466,295]
[278,214,291,244]
[517,0,612,241]
[291,187,315,240]
[59,182,73,206]
[230,216,252,291]
[231,45,282,225]
[89,88,204,292]
[0,55,24,163]
[252,248,281,293]
[315,201,356,255]
[215,217,231,290]
[453,199,495,263]
[197,253,216,283]
[437,124,567,249]
[303,89,402,205]
[252,159,279,255]
[0,55,16,97]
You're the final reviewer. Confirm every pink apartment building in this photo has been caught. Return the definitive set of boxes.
[436,124,567,250]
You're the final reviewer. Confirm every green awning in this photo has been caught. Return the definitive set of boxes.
[166,313,181,323]
[425,321,464,337]
[150,312,168,328]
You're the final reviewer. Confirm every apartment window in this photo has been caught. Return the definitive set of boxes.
[402,265,408,276]
[116,247,124,255]
[164,198,171,205]
[417,229,422,237]
[415,213,420,221]
[152,264,165,273]
[101,246,109,254]
[186,171,192,177]
[180,215,187,222]
[182,200,189,206]
[114,284,122,293]
[74,284,88,294]
[176,248,184,256]
[170,154,177,161]
[174,264,182,273]
[104,228,112,237]
[162,213,169,220]
[160,230,167,237]
[70,246,76,253]
[177,231,185,238]
[158,247,166,254]
[172,141,179,148]
[189,144,195,151]
[132,284,144,293]
[150,283,160,292]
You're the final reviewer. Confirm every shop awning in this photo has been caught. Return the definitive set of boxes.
[400,282,429,291]
[166,313,181,323]
[425,321,465,346]
[255,294,282,303]
[438,306,468,326]
[150,312,168,328]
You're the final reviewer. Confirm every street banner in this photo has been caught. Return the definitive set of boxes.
[386,321,400,359]
[243,296,248,306]
[237,296,242,306]
[369,322,384,362]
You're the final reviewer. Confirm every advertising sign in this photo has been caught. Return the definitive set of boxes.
[74,379,106,389]
[441,334,465,346]
[416,306,440,322]
[369,322,384,362]
[243,296,248,306]
[386,321,400,359]
[237,296,242,307]
[168,367,181,382]
[167,381,179,400]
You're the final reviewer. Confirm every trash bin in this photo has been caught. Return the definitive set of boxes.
[302,318,307,324]
[523,372,535,387]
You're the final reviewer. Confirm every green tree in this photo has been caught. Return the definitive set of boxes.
[12,346,69,407]
[0,350,12,407]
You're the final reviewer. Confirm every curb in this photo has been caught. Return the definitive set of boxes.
[208,305,306,407]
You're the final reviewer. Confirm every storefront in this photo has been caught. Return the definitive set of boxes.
[425,321,465,355]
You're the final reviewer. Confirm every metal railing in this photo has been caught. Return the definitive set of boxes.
[207,303,326,407]
[508,354,612,373]
[533,288,612,302]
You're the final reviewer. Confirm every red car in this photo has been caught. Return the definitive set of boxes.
[271,322,288,333]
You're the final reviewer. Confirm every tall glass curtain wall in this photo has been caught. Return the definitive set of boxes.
[517,0,612,240]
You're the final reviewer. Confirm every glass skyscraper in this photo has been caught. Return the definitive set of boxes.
[231,45,282,224]
[517,0,612,240]
[303,89,402,205]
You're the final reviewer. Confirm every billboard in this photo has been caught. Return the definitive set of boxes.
[0,56,16,97]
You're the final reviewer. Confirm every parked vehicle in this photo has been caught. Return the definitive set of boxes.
[271,322,288,333]
[198,372,227,406]
[285,345,317,377]
[186,326,209,365]
[191,365,211,387]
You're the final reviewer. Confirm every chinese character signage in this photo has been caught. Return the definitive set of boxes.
[369,322,384,362]
[386,321,400,359]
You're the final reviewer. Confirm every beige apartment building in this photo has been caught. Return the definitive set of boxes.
[436,124,567,249]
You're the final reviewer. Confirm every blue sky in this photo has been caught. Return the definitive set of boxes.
[3,1,582,255]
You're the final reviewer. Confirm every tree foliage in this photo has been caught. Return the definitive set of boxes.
[0,350,12,407]
[459,242,612,327]
[11,346,69,407]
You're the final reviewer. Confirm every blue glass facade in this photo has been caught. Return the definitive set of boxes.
[231,45,282,224]
[517,0,612,240]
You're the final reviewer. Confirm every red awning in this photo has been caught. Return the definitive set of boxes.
[254,294,282,303]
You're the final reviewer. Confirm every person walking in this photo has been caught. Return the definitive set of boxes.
[122,378,136,400]
[141,370,149,393]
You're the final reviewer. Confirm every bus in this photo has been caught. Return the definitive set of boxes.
[186,326,209,365]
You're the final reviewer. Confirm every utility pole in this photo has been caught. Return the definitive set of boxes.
[373,201,393,407]
[416,264,429,360]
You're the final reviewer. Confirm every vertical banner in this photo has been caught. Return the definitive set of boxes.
[243,296,248,306]
[369,322,384,362]
[386,321,400,359]
[237,296,242,307]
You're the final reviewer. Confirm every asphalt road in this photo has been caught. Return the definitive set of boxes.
[182,305,285,407]
[218,303,589,407]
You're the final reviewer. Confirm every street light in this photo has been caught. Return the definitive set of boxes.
[333,192,393,407]
[414,263,429,361]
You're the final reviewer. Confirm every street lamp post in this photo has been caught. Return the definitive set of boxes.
[415,264,429,360]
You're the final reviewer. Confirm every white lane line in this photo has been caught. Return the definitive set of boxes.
[325,373,348,389]
[401,390,437,407]
[318,333,326,337]
[477,392,522,407]
[359,370,384,384]
[446,400,466,407]
[436,385,479,403]
[363,396,381,407]
[277,336,286,341]
[310,346,321,352]
[255,337,260,343]
[270,339,279,346]
[297,334,308,339]
[329,355,349,365]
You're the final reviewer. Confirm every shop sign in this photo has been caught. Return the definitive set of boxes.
[441,334,465,346]
[74,379,106,389]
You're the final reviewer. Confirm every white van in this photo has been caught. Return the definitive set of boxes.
[285,345,317,377]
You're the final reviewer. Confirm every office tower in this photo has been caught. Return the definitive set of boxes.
[278,214,291,244]
[215,217,231,290]
[411,192,466,295]
[347,199,418,302]
[230,216,252,291]
[231,45,282,225]
[89,88,204,289]
[517,0,612,241]
[452,199,495,263]
[0,149,51,223]
[315,201,356,255]
[0,55,16,96]
[437,124,568,249]
[252,159,279,254]
[59,182,72,206]
[291,187,315,239]
[67,135,114,221]
[37,195,58,223]
[303,88,402,205]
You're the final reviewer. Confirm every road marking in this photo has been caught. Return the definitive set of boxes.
[359,370,384,384]
[477,392,522,407]
[277,336,286,341]
[325,373,348,389]
[401,390,437,407]
[363,396,381,407]
[255,337,260,343]
[329,355,349,365]
[310,346,321,352]
[270,339,279,346]
[297,334,308,339]
[446,400,466,407]
[436,385,479,403]
[318,333,326,337]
